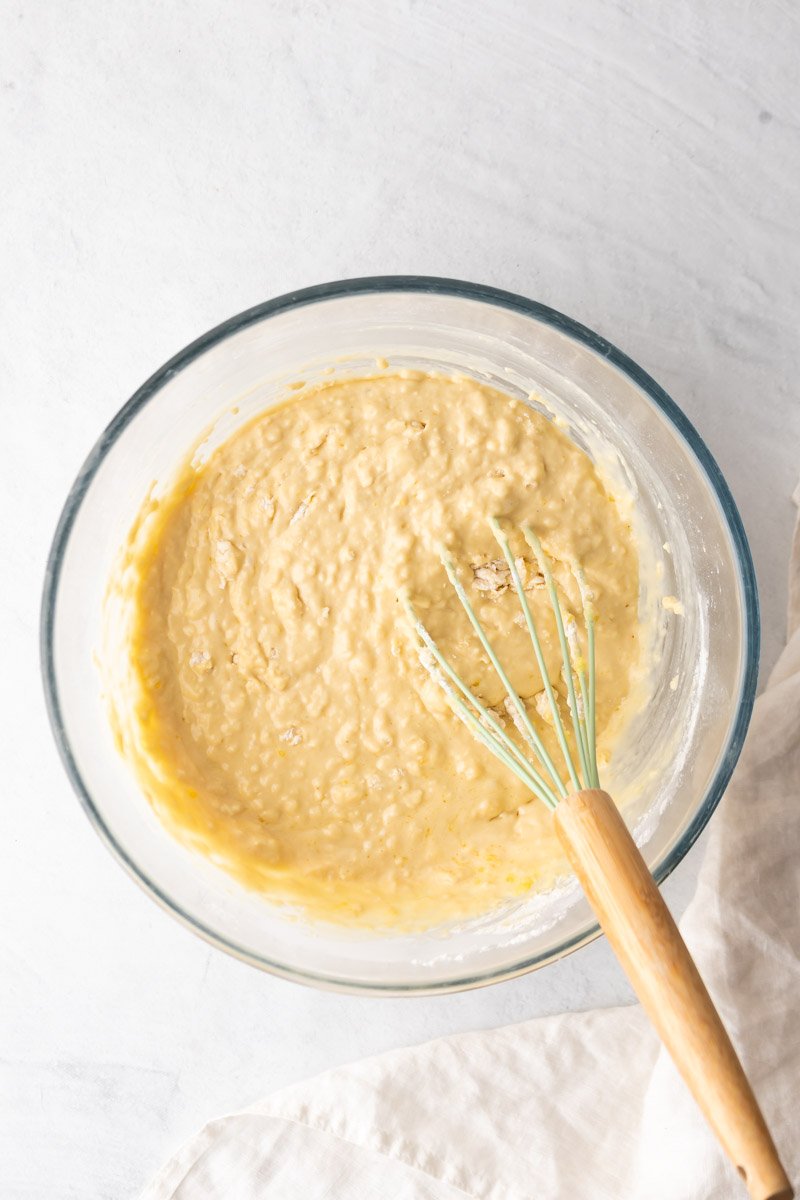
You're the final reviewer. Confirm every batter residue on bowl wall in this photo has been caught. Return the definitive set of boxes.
[108,371,642,927]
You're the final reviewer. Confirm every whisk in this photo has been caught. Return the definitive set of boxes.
[403,518,792,1200]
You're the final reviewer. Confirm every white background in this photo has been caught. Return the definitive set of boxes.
[2,2,799,1197]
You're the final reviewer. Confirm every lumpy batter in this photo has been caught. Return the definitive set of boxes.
[111,372,641,926]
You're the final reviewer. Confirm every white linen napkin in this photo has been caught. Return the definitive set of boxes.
[142,487,800,1200]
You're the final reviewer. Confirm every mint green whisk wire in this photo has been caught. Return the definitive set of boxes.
[488,518,576,796]
[521,525,598,790]
[401,595,559,809]
[439,548,567,800]
[404,519,600,802]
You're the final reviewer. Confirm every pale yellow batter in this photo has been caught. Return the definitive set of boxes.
[111,371,641,926]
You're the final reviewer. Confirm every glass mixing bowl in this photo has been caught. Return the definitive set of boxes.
[41,277,759,994]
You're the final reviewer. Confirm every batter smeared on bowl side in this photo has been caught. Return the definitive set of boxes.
[110,372,642,926]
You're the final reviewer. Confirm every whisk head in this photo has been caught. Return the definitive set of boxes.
[403,518,600,810]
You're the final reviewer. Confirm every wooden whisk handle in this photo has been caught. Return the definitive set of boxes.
[554,789,792,1200]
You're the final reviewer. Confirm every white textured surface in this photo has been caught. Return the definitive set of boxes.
[2,3,799,1197]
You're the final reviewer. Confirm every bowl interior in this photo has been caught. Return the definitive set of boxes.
[43,280,757,993]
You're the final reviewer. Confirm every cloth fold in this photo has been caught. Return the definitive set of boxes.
[143,496,800,1200]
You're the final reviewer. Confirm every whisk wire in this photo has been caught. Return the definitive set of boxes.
[488,518,573,796]
[522,525,597,790]
[575,566,599,785]
[404,520,601,802]
[439,550,565,795]
[401,595,559,808]
[587,617,597,782]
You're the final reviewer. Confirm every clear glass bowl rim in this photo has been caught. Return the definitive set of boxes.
[40,275,760,994]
